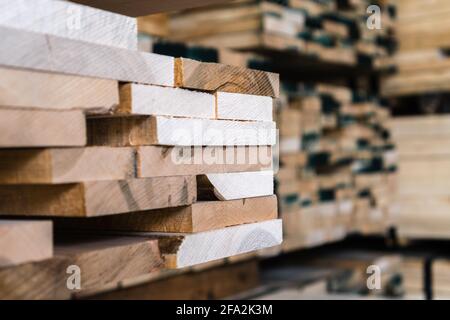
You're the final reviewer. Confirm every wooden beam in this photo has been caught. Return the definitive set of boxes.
[0,108,86,148]
[0,147,135,184]
[0,236,163,299]
[0,0,137,50]
[87,116,276,147]
[0,176,196,217]
[215,92,273,121]
[0,26,174,86]
[55,236,163,293]
[118,83,215,118]
[0,220,53,267]
[69,0,234,17]
[55,196,278,233]
[137,146,272,177]
[158,219,282,268]
[0,68,119,114]
[198,171,274,200]
[175,58,279,97]
[88,259,259,300]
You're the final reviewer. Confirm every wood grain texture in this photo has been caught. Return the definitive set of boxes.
[198,171,274,200]
[175,58,279,97]
[55,196,278,233]
[0,236,163,299]
[0,26,174,86]
[0,147,135,184]
[88,116,276,146]
[0,108,86,147]
[118,83,215,118]
[215,91,273,121]
[0,220,53,267]
[70,0,234,17]
[55,236,163,293]
[137,146,273,177]
[0,68,119,114]
[0,176,196,217]
[0,257,70,300]
[158,219,282,268]
[0,0,137,50]
[89,260,259,300]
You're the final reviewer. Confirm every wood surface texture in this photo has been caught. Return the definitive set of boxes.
[0,108,86,147]
[0,176,196,217]
[55,196,278,233]
[0,26,174,86]
[175,58,279,97]
[0,68,119,114]
[158,219,282,268]
[0,0,137,49]
[0,220,53,268]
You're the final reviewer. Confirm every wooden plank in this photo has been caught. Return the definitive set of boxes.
[0,0,137,50]
[215,92,273,121]
[55,196,278,233]
[118,83,215,118]
[0,220,53,268]
[55,236,163,293]
[158,219,282,268]
[0,108,86,148]
[175,58,279,97]
[0,236,162,299]
[0,26,174,86]
[198,171,274,200]
[70,0,235,17]
[0,257,71,300]
[0,147,135,184]
[0,176,196,217]
[137,146,272,177]
[88,116,276,147]
[0,68,119,114]
[88,259,259,300]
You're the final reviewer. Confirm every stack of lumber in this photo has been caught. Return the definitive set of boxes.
[391,116,450,239]
[381,0,450,96]
[276,83,397,250]
[144,0,397,68]
[0,0,282,299]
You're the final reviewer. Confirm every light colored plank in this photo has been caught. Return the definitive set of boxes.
[118,83,215,118]
[0,176,196,217]
[138,146,272,177]
[0,220,53,268]
[88,116,276,146]
[0,147,134,184]
[0,108,86,147]
[215,91,273,121]
[158,219,282,268]
[175,58,279,97]
[70,0,235,17]
[0,0,137,50]
[0,25,174,86]
[55,236,163,293]
[56,196,278,233]
[0,68,119,114]
[198,171,274,200]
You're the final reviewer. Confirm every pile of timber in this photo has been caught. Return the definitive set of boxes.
[138,0,396,69]
[275,83,397,250]
[0,0,282,299]
[381,0,450,97]
[391,116,450,239]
